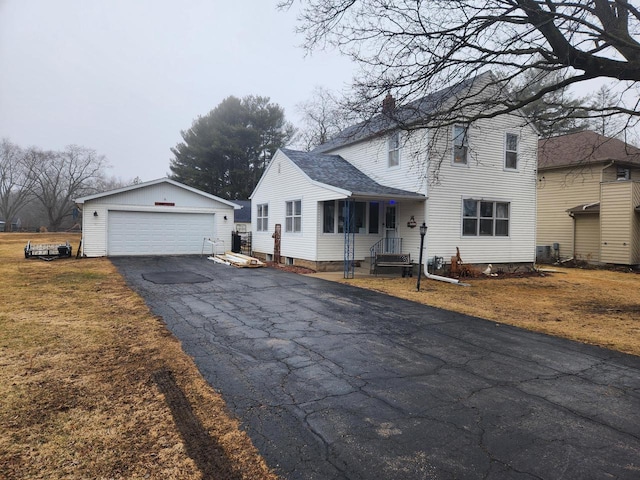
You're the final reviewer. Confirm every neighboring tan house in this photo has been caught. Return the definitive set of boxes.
[537,131,640,266]
[250,73,538,272]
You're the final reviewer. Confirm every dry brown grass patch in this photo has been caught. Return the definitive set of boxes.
[341,268,640,356]
[0,233,277,480]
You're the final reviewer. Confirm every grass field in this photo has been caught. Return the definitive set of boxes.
[338,266,640,356]
[0,233,277,480]
[2,232,638,479]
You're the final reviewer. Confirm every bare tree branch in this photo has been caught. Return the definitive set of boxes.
[281,0,640,131]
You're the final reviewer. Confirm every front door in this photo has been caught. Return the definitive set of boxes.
[384,205,397,253]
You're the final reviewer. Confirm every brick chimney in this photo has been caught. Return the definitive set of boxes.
[382,93,396,115]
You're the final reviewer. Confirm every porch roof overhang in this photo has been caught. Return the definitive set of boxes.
[566,202,600,215]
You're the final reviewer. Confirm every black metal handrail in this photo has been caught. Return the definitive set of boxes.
[369,237,403,272]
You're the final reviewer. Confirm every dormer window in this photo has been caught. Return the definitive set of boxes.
[388,132,400,167]
[453,125,468,165]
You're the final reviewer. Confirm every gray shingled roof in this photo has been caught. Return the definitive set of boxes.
[233,200,251,223]
[313,72,490,154]
[281,149,424,199]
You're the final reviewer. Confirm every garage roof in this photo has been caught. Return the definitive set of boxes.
[75,177,240,208]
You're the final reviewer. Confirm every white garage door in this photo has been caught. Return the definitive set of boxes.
[108,211,215,255]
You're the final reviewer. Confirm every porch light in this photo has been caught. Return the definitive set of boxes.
[407,216,417,228]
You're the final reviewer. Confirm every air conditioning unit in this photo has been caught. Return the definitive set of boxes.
[536,245,552,263]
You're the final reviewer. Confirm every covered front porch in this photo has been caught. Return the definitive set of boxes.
[315,195,426,277]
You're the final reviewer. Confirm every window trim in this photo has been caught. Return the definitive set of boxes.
[285,199,302,233]
[504,132,519,171]
[452,124,469,166]
[256,203,269,232]
[461,198,510,237]
[388,131,401,168]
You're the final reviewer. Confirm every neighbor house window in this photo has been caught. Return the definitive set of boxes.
[462,199,509,237]
[505,133,518,170]
[285,200,302,233]
[388,132,400,167]
[453,125,468,165]
[617,167,630,180]
[256,203,268,232]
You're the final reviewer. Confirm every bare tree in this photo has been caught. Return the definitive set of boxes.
[281,1,640,133]
[33,145,108,231]
[294,86,355,150]
[0,139,39,232]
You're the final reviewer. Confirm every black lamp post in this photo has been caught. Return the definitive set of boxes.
[417,222,427,291]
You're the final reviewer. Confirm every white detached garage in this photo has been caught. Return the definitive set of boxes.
[75,178,239,257]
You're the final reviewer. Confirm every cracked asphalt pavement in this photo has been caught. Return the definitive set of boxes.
[113,256,640,479]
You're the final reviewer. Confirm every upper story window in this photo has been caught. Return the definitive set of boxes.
[462,199,509,237]
[256,203,268,232]
[505,133,518,170]
[453,125,468,165]
[388,132,400,167]
[285,200,302,233]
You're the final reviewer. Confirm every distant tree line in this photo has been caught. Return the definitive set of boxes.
[0,140,121,232]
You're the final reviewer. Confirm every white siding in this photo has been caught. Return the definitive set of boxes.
[325,130,429,195]
[321,115,536,265]
[251,150,346,261]
[425,114,537,264]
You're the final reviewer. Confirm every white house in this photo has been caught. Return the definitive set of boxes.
[250,74,538,272]
[75,178,239,257]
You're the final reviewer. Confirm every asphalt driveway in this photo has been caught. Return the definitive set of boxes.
[113,256,640,479]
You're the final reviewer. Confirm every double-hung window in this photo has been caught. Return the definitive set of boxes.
[285,200,302,233]
[505,133,518,170]
[388,132,400,167]
[453,125,468,165]
[462,199,509,237]
[256,204,268,232]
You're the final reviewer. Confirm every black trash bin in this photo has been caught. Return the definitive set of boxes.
[231,232,242,253]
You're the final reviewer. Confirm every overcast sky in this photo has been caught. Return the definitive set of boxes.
[0,0,356,181]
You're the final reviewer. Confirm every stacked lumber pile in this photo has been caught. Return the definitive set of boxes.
[209,251,266,268]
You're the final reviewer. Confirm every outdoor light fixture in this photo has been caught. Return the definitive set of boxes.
[224,215,228,220]
[93,211,98,217]
[407,216,417,228]
[417,222,427,291]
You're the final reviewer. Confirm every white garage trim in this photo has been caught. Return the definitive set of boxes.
[108,211,216,256]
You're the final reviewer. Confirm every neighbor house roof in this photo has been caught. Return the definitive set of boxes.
[538,131,640,170]
[566,202,600,215]
[74,177,241,209]
[312,72,493,154]
[233,200,251,223]
[281,149,424,199]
